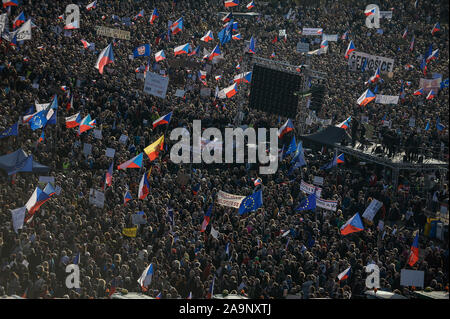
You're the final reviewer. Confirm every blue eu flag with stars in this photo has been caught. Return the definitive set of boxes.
[296,193,316,212]
[238,190,263,215]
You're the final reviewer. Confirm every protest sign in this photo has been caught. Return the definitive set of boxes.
[419,77,442,93]
[132,212,147,225]
[200,88,211,97]
[313,176,324,186]
[348,51,395,73]
[300,180,322,198]
[362,199,383,221]
[119,134,128,144]
[217,190,245,209]
[93,129,102,139]
[322,34,338,42]
[409,117,416,127]
[89,189,105,208]
[175,89,185,97]
[296,42,310,53]
[400,269,424,288]
[55,186,62,196]
[316,198,338,211]
[0,13,8,34]
[11,207,26,234]
[122,227,138,237]
[379,11,393,19]
[302,28,323,36]
[144,72,169,99]
[83,143,92,156]
[96,26,130,40]
[105,148,116,158]
[375,95,399,105]
[39,176,55,184]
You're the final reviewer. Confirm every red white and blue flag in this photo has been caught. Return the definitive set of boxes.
[344,40,355,59]
[65,112,81,128]
[13,11,25,29]
[153,111,173,129]
[225,0,239,8]
[413,88,424,96]
[155,49,166,62]
[208,44,222,61]
[201,30,214,42]
[219,83,238,98]
[278,119,294,139]
[407,232,419,266]
[340,212,364,235]
[357,89,376,106]
[426,89,435,100]
[123,189,132,205]
[86,1,97,10]
[248,36,256,54]
[232,33,242,40]
[246,1,255,9]
[104,161,114,189]
[233,71,252,84]
[117,153,143,170]
[2,0,19,8]
[95,44,114,74]
[138,170,151,199]
[207,275,215,299]
[78,114,96,135]
[170,17,183,34]
[431,22,440,35]
[364,7,376,16]
[149,8,159,24]
[337,116,351,129]
[174,43,190,56]
[200,204,212,232]
[133,9,144,20]
[337,266,351,281]
[426,49,439,63]
[137,263,154,291]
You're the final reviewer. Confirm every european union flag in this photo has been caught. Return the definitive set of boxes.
[30,110,48,131]
[283,136,297,159]
[441,78,449,89]
[238,190,263,215]
[218,19,233,45]
[133,44,151,58]
[0,123,18,139]
[296,193,316,212]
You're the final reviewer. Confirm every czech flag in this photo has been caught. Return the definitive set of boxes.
[336,153,345,164]
[404,64,414,70]
[60,86,68,92]
[65,112,81,128]
[192,183,201,195]
[86,0,97,10]
[171,17,183,34]
[232,33,242,40]
[208,44,221,61]
[344,40,355,59]
[337,266,351,281]
[206,275,215,299]
[156,292,162,299]
[215,75,222,81]
[270,52,276,58]
[200,204,212,232]
[2,0,19,8]
[253,178,262,186]
[201,30,214,42]
[364,7,376,16]
[117,153,143,170]
[420,58,427,75]
[225,0,239,8]
[222,12,233,22]
[152,111,172,129]
[248,36,256,54]
[95,44,114,74]
[426,49,439,63]
[357,89,376,106]
[25,185,53,219]
[133,9,144,20]
[426,89,435,100]
[104,161,113,189]
[341,31,348,40]
[144,135,164,161]
[337,116,351,129]
[174,43,190,56]
[340,212,364,235]
[155,50,166,62]
[219,83,238,98]
[13,12,25,29]
[188,45,200,57]
[37,130,45,144]
[278,119,294,139]
[431,22,440,35]
[138,170,151,199]
[64,19,79,29]
[123,190,132,205]
[366,67,381,85]
[137,263,154,290]
[81,39,92,49]
[233,71,252,84]
[402,28,408,39]
[407,232,419,266]
[198,70,207,80]
[247,1,255,9]
[413,88,424,96]
[78,114,96,134]
[149,8,159,24]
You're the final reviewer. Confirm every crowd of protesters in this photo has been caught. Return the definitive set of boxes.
[0,0,448,299]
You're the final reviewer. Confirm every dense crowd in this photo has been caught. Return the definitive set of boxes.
[0,0,448,299]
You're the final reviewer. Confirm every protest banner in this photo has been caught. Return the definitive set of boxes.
[419,77,442,93]
[11,207,26,234]
[122,227,138,238]
[316,198,338,211]
[95,26,130,40]
[302,28,323,36]
[322,34,338,42]
[89,189,105,208]
[375,95,399,105]
[119,134,128,144]
[132,212,147,225]
[217,190,245,209]
[175,89,185,97]
[379,11,393,19]
[296,42,310,53]
[83,143,92,156]
[362,199,383,221]
[0,13,8,34]
[39,176,55,184]
[144,72,169,99]
[348,51,395,73]
[300,180,322,198]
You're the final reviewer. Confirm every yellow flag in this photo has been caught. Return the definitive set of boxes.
[122,227,138,238]
[144,135,164,161]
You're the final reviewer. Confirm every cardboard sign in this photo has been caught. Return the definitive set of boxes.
[105,148,116,158]
[119,134,128,144]
[144,72,169,99]
[89,189,105,208]
[93,129,102,139]
[362,199,383,221]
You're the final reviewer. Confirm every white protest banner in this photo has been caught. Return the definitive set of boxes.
[279,29,286,37]
[96,26,130,40]
[10,207,26,234]
[93,129,102,139]
[379,11,393,19]
[210,226,219,239]
[0,13,7,34]
[132,212,147,225]
[175,89,185,97]
[144,72,169,99]
[105,148,116,158]
[382,120,392,128]
[302,28,323,36]
[89,189,105,208]
[375,95,399,105]
[419,77,442,93]
[83,143,92,156]
[217,190,245,209]
[300,180,322,198]
[119,134,128,144]
[362,199,383,221]
[348,51,395,73]
[316,198,338,211]
[15,20,32,41]
[400,269,424,288]
[322,34,338,42]
[296,42,310,53]
[39,176,55,184]
[313,176,324,186]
